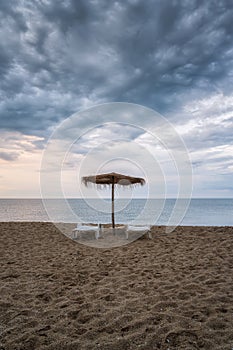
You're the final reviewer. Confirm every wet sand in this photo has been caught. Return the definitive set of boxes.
[0,222,233,350]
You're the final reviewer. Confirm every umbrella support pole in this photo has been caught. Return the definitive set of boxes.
[82,172,145,236]
[111,181,115,233]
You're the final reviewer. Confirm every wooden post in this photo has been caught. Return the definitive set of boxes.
[111,176,115,230]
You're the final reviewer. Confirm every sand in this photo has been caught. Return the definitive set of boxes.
[0,222,233,350]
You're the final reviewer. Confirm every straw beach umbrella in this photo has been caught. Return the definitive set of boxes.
[82,172,145,228]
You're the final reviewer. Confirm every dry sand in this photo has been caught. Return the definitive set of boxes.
[0,222,233,350]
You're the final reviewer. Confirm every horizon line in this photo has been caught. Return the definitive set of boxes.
[0,197,233,200]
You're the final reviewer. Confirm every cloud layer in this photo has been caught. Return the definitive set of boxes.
[1,1,233,132]
[0,0,233,196]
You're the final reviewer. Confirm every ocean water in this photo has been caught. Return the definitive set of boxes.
[0,198,232,226]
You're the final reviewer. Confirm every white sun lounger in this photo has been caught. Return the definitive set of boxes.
[72,223,101,240]
[126,225,152,239]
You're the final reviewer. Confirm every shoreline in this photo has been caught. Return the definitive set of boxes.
[1,220,233,227]
[0,222,233,349]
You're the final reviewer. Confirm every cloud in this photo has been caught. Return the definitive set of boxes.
[0,151,18,161]
[0,131,44,161]
[174,93,233,151]
[1,1,233,197]
[1,0,233,136]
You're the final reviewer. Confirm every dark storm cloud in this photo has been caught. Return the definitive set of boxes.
[0,0,233,139]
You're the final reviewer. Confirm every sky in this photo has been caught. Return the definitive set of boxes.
[0,0,233,198]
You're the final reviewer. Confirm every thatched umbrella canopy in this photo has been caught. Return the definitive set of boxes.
[82,172,145,228]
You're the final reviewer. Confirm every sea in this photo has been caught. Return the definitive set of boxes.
[0,198,232,226]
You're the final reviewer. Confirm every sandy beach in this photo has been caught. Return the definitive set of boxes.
[0,222,233,350]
